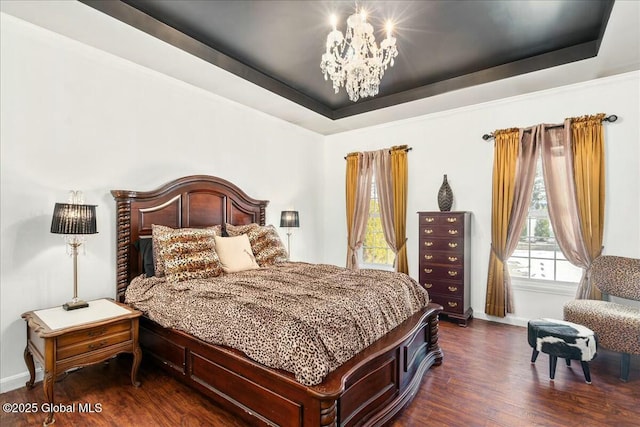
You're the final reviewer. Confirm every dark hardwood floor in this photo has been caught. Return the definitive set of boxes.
[2,318,638,426]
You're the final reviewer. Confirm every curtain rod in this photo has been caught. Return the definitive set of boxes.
[344,146,412,160]
[481,115,619,141]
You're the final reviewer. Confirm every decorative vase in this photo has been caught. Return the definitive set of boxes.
[438,174,453,212]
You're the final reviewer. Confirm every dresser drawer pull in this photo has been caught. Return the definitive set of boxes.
[447,217,457,223]
[448,242,458,248]
[88,340,108,350]
[424,254,433,260]
[424,217,435,223]
[87,328,107,338]
[424,268,433,274]
[424,283,433,289]
[425,242,434,247]
[424,229,433,234]
[448,256,458,262]
[448,229,458,235]
[448,270,458,277]
[448,286,458,292]
[448,301,458,308]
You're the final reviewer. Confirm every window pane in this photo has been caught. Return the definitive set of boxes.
[556,260,583,282]
[363,176,394,267]
[507,155,579,284]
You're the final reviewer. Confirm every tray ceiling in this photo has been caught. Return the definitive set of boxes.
[81,0,615,121]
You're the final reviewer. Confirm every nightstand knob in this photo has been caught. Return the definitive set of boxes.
[424,268,433,274]
[424,229,433,234]
[424,254,433,260]
[448,256,458,262]
[88,340,108,350]
[425,217,435,223]
[448,286,458,292]
[448,229,458,235]
[425,242,434,247]
[448,302,458,308]
[448,242,458,248]
[448,270,458,277]
[447,217,457,223]
[87,328,107,337]
[424,283,433,288]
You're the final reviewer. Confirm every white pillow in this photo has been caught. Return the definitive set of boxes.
[214,234,260,273]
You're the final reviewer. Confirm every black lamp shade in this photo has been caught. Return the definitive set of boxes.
[280,210,299,228]
[51,203,98,235]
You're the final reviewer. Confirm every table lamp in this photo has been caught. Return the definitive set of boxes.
[50,194,98,310]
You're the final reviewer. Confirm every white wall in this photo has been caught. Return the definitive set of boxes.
[0,14,324,391]
[323,71,640,326]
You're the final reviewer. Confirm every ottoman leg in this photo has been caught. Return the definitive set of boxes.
[580,361,592,384]
[549,356,558,380]
[565,359,571,367]
[531,349,539,363]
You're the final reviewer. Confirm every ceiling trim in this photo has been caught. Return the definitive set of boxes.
[81,0,615,121]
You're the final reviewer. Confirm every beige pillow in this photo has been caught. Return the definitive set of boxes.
[214,234,260,273]
[226,223,288,266]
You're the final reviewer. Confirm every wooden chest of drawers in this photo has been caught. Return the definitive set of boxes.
[418,211,472,326]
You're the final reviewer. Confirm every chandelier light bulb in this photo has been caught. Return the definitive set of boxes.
[320,6,398,102]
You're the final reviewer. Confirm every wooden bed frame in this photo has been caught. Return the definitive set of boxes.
[111,175,443,427]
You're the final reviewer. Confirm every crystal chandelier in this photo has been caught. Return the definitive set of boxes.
[320,7,398,102]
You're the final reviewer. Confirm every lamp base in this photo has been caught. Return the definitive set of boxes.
[63,299,89,311]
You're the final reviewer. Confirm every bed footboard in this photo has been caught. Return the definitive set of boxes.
[139,304,442,427]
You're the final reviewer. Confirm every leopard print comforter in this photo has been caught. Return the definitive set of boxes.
[125,262,429,386]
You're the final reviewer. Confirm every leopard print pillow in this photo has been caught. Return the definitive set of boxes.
[152,224,222,281]
[226,223,288,266]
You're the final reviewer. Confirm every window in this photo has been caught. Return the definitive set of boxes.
[508,158,582,283]
[362,177,395,267]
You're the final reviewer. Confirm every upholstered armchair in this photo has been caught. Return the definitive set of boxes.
[563,256,640,381]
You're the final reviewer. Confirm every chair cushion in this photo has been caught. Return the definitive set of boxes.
[592,256,640,300]
[564,300,640,355]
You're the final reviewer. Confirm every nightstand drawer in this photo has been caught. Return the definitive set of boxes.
[58,320,131,348]
[57,329,131,360]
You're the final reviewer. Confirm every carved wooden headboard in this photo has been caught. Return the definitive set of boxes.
[111,175,268,301]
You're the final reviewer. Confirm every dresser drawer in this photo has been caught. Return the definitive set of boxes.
[419,213,465,226]
[420,252,463,266]
[421,280,464,296]
[429,294,464,314]
[419,224,464,238]
[419,238,464,252]
[419,265,464,281]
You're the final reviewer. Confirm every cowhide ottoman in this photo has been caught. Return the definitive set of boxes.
[527,319,598,384]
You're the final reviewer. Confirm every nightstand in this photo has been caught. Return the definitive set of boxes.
[22,299,142,426]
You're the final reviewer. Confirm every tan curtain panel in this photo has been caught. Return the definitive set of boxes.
[373,149,397,264]
[485,128,539,317]
[571,113,606,299]
[345,152,374,269]
[539,121,594,299]
[391,145,409,274]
